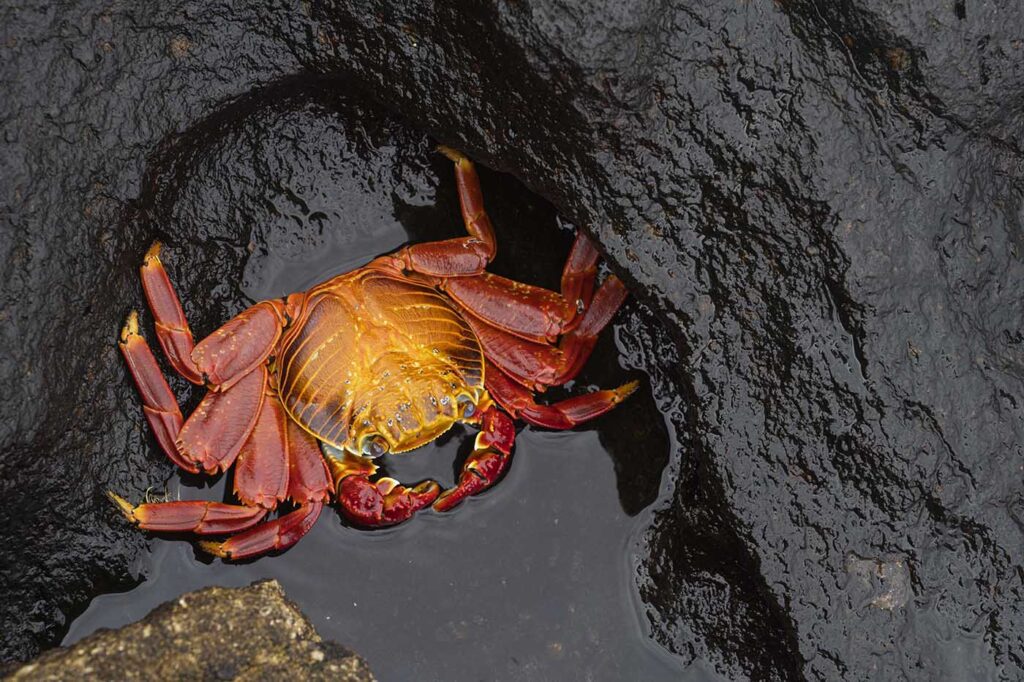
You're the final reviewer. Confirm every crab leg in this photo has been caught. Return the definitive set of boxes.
[119,312,195,472]
[464,275,629,390]
[433,406,517,512]
[120,308,272,476]
[140,242,204,384]
[328,450,441,527]
[552,274,629,384]
[198,400,334,560]
[442,233,600,343]
[198,502,324,560]
[231,387,290,509]
[396,147,497,277]
[141,241,286,391]
[559,232,601,316]
[285,419,333,504]
[486,363,639,429]
[177,366,267,474]
[191,301,284,391]
[107,493,267,534]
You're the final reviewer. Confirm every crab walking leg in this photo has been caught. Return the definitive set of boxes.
[433,406,517,512]
[550,274,629,385]
[395,147,497,277]
[462,274,629,391]
[328,451,441,527]
[139,242,204,384]
[443,274,579,344]
[232,388,290,509]
[559,232,601,316]
[486,363,639,429]
[198,415,334,560]
[118,312,196,473]
[441,233,600,343]
[141,242,286,391]
[439,145,497,253]
[177,366,267,473]
[191,301,284,391]
[285,419,333,503]
[199,502,324,561]
[107,493,267,534]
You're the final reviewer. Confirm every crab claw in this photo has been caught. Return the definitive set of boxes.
[337,475,441,527]
[433,406,517,512]
[432,448,510,513]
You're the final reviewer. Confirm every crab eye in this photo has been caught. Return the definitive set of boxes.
[457,395,476,418]
[360,435,389,458]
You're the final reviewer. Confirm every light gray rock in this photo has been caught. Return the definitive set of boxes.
[5,581,373,682]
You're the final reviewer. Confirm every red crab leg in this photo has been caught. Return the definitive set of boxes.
[140,242,204,384]
[177,366,267,473]
[486,363,639,429]
[552,274,629,385]
[443,274,579,344]
[107,493,267,535]
[141,241,286,391]
[465,275,629,390]
[396,147,497,277]
[285,419,333,504]
[433,406,517,512]
[559,232,600,316]
[197,413,334,560]
[232,388,290,509]
[191,301,284,391]
[328,451,441,527]
[119,311,195,473]
[198,501,324,560]
[441,232,600,343]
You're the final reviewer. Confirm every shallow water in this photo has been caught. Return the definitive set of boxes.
[65,429,690,680]
[62,118,699,680]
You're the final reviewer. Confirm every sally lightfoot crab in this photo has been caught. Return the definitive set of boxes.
[109,147,637,559]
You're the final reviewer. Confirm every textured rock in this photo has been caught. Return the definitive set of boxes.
[3,1,1024,679]
[4,580,373,681]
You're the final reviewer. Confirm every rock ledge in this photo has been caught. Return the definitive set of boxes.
[5,581,373,681]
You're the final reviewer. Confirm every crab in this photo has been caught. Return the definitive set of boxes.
[108,147,637,560]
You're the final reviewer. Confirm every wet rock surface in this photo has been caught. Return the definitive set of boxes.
[5,580,374,681]
[2,1,1024,680]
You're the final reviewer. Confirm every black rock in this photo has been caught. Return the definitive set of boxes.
[3,1,1023,679]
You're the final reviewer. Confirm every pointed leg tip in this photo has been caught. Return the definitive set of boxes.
[106,491,137,523]
[143,240,163,264]
[197,540,230,559]
[436,145,468,164]
[120,311,140,343]
[603,274,625,292]
[616,380,641,401]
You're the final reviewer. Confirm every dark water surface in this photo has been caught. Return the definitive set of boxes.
[65,429,687,680]
[60,92,694,680]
